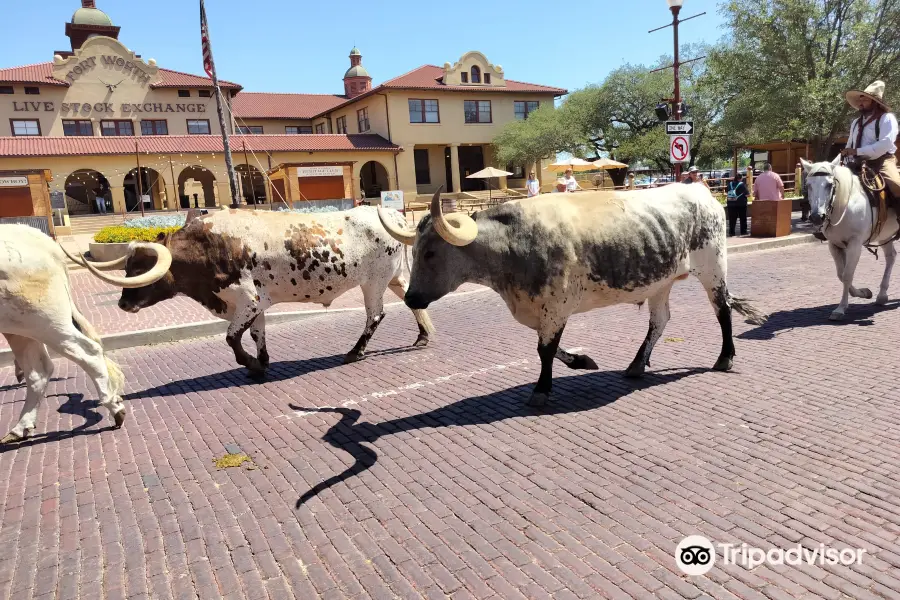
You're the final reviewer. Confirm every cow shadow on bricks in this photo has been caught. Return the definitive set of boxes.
[123,354,350,401]
[0,393,109,454]
[737,300,900,341]
[291,367,703,508]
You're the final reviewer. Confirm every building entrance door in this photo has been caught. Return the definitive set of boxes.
[458,146,485,192]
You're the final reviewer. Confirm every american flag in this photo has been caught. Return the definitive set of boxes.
[200,0,215,80]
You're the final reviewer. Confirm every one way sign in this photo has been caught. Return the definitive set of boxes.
[666,121,694,135]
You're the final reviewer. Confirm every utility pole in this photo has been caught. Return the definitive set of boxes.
[649,0,704,182]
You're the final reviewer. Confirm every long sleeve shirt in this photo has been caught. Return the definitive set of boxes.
[846,112,898,159]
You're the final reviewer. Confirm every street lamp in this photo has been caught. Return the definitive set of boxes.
[668,0,684,181]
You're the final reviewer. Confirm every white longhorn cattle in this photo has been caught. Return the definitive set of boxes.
[0,225,126,443]
[379,187,767,406]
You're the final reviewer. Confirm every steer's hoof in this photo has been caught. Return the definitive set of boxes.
[855,288,873,299]
[526,392,549,407]
[569,354,599,371]
[113,410,126,430]
[829,310,845,321]
[713,356,734,372]
[0,429,30,444]
[876,294,889,305]
[343,352,364,364]
[413,335,430,348]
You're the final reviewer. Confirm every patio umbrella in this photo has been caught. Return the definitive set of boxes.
[592,158,629,169]
[466,166,513,202]
[549,158,596,172]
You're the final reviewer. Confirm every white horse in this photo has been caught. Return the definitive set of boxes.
[802,156,899,320]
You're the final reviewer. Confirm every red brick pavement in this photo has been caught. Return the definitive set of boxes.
[2,242,900,599]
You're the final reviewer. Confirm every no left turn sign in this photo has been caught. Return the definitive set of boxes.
[670,135,690,163]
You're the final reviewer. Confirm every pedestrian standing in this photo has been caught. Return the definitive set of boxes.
[526,171,540,197]
[726,172,749,236]
[753,162,784,201]
[562,169,581,192]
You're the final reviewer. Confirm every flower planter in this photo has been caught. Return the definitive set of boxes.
[88,242,131,262]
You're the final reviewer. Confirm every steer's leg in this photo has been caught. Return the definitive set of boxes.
[14,360,24,384]
[528,325,566,407]
[248,312,269,369]
[1,335,53,443]
[344,283,386,364]
[45,328,126,428]
[876,241,897,305]
[625,282,674,378]
[388,265,433,348]
[692,246,737,372]
[831,242,865,319]
[226,301,265,376]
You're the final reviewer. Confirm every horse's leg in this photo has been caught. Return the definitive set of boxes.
[830,242,864,320]
[876,242,897,305]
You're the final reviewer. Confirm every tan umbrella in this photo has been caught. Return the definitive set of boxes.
[466,167,513,201]
[549,158,595,172]
[592,158,628,170]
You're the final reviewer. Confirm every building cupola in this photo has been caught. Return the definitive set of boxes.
[63,1,120,54]
[343,47,372,99]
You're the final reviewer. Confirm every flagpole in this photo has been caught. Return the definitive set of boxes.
[200,0,240,209]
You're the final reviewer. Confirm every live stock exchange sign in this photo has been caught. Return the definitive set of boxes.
[12,101,208,115]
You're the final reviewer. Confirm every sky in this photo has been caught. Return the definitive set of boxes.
[1,0,728,96]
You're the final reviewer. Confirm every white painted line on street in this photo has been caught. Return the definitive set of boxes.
[279,357,531,420]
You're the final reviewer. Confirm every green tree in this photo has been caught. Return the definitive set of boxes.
[708,0,900,160]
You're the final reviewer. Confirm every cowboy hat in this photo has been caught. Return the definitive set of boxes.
[846,80,891,112]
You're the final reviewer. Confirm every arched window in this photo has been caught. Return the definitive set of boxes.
[471,66,481,84]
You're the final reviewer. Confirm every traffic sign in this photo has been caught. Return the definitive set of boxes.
[666,121,694,135]
[670,135,690,163]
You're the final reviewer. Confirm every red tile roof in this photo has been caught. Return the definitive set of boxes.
[313,65,567,117]
[0,62,241,89]
[231,92,347,120]
[0,134,399,157]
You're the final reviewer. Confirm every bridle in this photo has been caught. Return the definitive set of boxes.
[807,170,837,232]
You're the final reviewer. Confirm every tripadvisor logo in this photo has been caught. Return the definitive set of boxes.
[675,536,866,575]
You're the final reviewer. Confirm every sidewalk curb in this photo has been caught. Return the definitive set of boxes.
[0,288,493,368]
[728,233,817,255]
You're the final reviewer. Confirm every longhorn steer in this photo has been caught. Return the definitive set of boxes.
[68,207,434,374]
[379,187,767,406]
[0,224,126,443]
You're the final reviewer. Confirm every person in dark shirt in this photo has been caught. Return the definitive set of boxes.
[726,173,749,236]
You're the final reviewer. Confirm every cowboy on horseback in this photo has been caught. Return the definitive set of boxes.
[840,80,900,200]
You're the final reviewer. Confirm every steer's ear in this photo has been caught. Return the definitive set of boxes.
[156,231,167,243]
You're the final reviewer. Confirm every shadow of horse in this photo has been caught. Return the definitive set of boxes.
[738,300,900,341]
[0,392,109,454]
[291,366,706,508]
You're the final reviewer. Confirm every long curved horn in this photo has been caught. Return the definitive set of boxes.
[82,243,172,289]
[377,206,416,246]
[430,189,478,246]
[59,245,129,270]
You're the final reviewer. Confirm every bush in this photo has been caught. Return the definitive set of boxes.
[94,225,182,244]
[123,214,187,229]
[275,206,340,214]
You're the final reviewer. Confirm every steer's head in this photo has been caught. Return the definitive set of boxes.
[70,238,175,313]
[378,189,479,309]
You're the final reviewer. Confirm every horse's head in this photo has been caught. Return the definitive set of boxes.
[800,155,851,227]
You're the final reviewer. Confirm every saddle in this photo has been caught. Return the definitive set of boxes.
[847,159,900,246]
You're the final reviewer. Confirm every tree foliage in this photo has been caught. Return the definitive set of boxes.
[494,45,730,172]
[708,0,900,159]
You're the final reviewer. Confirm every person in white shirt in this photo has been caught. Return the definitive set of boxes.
[526,171,540,197]
[840,80,900,199]
[562,169,581,192]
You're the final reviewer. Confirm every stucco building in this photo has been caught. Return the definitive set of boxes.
[0,1,565,220]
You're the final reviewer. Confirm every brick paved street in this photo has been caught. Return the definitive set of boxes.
[2,241,900,599]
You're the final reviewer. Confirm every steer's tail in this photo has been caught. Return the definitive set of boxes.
[729,294,768,325]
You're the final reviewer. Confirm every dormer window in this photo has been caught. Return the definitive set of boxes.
[484,73,491,84]
[461,72,468,84]
[471,66,481,84]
